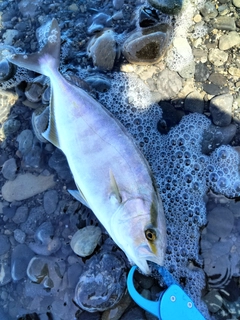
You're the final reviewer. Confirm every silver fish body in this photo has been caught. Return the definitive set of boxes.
[7,19,166,274]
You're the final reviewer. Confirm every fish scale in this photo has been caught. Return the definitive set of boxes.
[7,18,166,274]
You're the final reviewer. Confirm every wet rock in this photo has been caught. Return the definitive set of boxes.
[2,118,21,137]
[70,226,102,257]
[0,58,16,82]
[139,7,159,28]
[11,243,34,281]
[210,94,233,127]
[203,289,223,313]
[12,206,28,224]
[203,83,229,96]
[22,137,42,168]
[147,0,182,14]
[0,234,10,255]
[202,124,236,154]
[121,307,145,320]
[85,74,111,93]
[43,190,58,214]
[194,62,210,82]
[0,261,11,286]
[200,1,218,19]
[213,16,236,31]
[88,13,112,34]
[156,68,183,100]
[208,72,227,87]
[80,311,101,320]
[101,291,132,320]
[29,221,61,256]
[66,262,83,288]
[88,30,116,71]
[75,252,126,312]
[207,206,234,239]
[184,91,204,113]
[220,279,240,302]
[27,256,66,291]
[1,173,55,202]
[122,24,171,65]
[2,205,16,219]
[48,149,72,182]
[1,158,17,180]
[178,60,195,79]
[208,48,228,66]
[16,129,33,155]
[20,206,45,236]
[25,75,47,103]
[219,31,240,51]
[13,229,26,244]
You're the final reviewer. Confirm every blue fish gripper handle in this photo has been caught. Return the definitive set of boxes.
[127,265,206,320]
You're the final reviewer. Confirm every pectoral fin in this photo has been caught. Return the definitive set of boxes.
[109,169,122,204]
[68,184,90,209]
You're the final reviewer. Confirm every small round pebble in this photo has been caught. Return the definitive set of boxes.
[13,229,26,244]
[1,158,17,180]
[210,94,233,127]
[12,206,28,224]
[70,226,102,257]
[43,190,58,214]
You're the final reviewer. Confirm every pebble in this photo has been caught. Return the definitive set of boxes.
[178,60,195,79]
[121,307,145,320]
[147,0,182,14]
[85,74,111,93]
[16,129,33,156]
[43,190,58,214]
[1,173,55,202]
[0,58,16,82]
[70,226,102,257]
[208,48,228,66]
[203,83,229,95]
[20,206,45,236]
[207,206,234,239]
[11,243,34,281]
[75,252,126,312]
[209,93,233,127]
[0,235,10,255]
[113,0,124,10]
[203,289,223,313]
[213,16,236,31]
[0,261,11,286]
[200,1,218,19]
[13,229,26,244]
[122,24,171,65]
[87,13,112,34]
[208,72,227,87]
[156,68,183,100]
[184,91,204,113]
[201,124,237,154]
[219,31,240,51]
[220,279,240,302]
[101,291,132,320]
[88,30,116,71]
[80,311,101,320]
[12,206,28,224]
[1,158,17,180]
[194,62,210,82]
[233,0,240,7]
[2,205,16,219]
[3,118,21,137]
[0,90,18,140]
[228,67,240,78]
[48,149,72,182]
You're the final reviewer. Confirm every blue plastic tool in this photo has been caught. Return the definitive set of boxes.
[127,265,206,320]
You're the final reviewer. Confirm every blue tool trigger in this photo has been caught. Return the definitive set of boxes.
[127,265,206,320]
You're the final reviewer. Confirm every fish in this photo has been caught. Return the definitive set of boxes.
[7,19,166,274]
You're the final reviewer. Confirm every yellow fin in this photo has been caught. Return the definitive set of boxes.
[109,169,122,204]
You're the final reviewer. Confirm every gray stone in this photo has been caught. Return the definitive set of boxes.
[219,31,240,51]
[184,91,204,113]
[1,173,55,202]
[194,62,210,82]
[20,206,45,235]
[12,206,28,224]
[113,0,124,10]
[0,235,10,255]
[208,48,228,66]
[213,16,236,31]
[70,226,102,257]
[147,0,182,14]
[121,307,145,320]
[0,261,11,286]
[210,94,233,127]
[11,244,34,281]
[207,206,234,239]
[48,149,72,182]
[233,0,240,8]
[88,30,116,71]
[200,1,218,19]
[203,83,229,95]
[208,72,227,87]
[75,252,126,312]
[13,229,26,244]
[16,129,33,155]
[156,68,183,100]
[178,60,195,79]
[2,118,21,137]
[122,24,171,65]
[43,190,58,214]
[1,158,17,180]
[202,124,236,154]
[203,289,223,313]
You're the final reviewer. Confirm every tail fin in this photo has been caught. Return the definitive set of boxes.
[7,19,60,78]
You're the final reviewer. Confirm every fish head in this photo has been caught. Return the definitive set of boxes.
[110,195,166,274]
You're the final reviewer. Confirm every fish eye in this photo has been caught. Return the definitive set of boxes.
[145,229,156,241]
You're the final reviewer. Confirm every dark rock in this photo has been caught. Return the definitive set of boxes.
[78,311,101,320]
[203,83,229,95]
[194,62,210,82]
[202,124,236,154]
[20,206,45,235]
[220,279,240,302]
[200,1,218,19]
[1,158,17,180]
[0,58,16,82]
[43,190,58,214]
[122,24,171,65]
[139,7,159,28]
[0,234,10,255]
[12,206,28,224]
[17,129,33,156]
[157,101,184,134]
[212,16,236,31]
[11,243,34,281]
[121,307,145,320]
[75,252,126,312]
[208,72,227,87]
[2,205,16,219]
[147,0,182,14]
[209,94,233,126]
[3,118,21,137]
[184,91,204,113]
